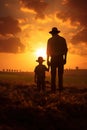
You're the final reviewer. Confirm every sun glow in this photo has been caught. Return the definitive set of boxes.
[36,48,46,59]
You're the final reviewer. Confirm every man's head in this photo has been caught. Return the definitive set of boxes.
[49,27,60,35]
[36,56,45,64]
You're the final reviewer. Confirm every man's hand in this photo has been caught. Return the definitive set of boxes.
[47,61,51,66]
[63,59,66,65]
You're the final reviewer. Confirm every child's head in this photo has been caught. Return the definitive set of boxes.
[36,56,45,64]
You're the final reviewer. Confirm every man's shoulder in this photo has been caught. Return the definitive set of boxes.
[48,35,66,44]
[57,35,66,43]
[48,37,52,41]
[58,35,65,40]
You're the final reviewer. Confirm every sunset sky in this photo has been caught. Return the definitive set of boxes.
[0,0,87,71]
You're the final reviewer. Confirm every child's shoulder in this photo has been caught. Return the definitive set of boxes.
[35,65,39,69]
[34,65,39,71]
[42,64,47,67]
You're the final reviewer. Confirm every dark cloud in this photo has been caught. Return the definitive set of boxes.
[0,16,21,35]
[20,0,48,19]
[0,16,25,53]
[0,0,20,17]
[0,0,11,17]
[71,28,87,44]
[57,0,87,44]
[0,0,26,53]
[0,37,25,53]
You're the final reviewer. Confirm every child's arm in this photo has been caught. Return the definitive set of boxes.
[45,65,49,72]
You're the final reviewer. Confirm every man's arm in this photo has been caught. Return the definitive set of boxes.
[47,54,50,66]
[47,40,51,66]
[63,38,68,64]
[63,48,68,65]
[44,65,49,71]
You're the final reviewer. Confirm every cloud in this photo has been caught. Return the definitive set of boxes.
[0,37,25,53]
[0,0,20,17]
[0,16,21,35]
[71,28,87,44]
[57,0,87,44]
[0,16,25,53]
[20,0,48,19]
[69,43,87,56]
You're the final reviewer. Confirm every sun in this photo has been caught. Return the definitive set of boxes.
[36,48,46,59]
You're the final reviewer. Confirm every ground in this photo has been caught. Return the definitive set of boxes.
[0,81,87,130]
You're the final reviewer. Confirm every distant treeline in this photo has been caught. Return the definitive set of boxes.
[0,68,87,73]
[1,69,22,72]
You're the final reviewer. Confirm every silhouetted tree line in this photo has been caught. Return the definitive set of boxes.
[2,69,21,72]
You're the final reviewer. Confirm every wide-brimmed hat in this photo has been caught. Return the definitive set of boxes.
[36,56,45,62]
[49,27,60,34]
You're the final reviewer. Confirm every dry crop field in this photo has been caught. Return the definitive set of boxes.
[0,70,87,130]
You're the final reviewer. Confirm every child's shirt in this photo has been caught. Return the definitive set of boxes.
[34,64,48,80]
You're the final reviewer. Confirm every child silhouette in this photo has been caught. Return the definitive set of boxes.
[34,56,49,92]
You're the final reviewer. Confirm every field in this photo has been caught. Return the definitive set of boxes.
[0,70,87,129]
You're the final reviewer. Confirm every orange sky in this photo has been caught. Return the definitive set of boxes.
[0,0,87,71]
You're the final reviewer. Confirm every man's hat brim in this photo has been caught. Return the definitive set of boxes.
[49,30,60,34]
[49,27,60,34]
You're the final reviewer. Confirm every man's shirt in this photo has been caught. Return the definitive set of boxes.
[47,35,68,56]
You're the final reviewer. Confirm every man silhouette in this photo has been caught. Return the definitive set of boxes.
[47,27,68,92]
